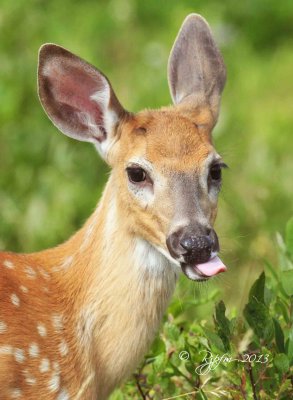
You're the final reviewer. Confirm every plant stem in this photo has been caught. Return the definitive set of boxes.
[134,373,147,400]
[247,362,258,400]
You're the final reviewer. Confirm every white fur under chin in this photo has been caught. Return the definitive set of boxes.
[133,238,180,278]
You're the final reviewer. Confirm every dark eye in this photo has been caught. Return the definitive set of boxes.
[210,165,222,181]
[126,167,146,183]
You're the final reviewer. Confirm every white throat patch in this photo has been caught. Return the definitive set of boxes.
[132,238,180,277]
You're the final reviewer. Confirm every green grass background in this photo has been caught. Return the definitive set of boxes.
[0,0,292,328]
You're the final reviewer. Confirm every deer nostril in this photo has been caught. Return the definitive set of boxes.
[180,237,194,252]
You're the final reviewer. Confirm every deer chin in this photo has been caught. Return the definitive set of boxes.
[181,256,227,281]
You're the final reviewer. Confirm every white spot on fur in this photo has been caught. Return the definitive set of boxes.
[11,294,20,307]
[24,266,37,279]
[52,314,63,332]
[0,345,12,355]
[57,388,70,400]
[40,358,50,373]
[14,348,25,363]
[37,323,47,337]
[10,388,22,398]
[20,285,28,293]
[48,371,60,392]
[53,361,60,372]
[59,339,69,357]
[3,260,14,269]
[23,369,37,385]
[38,267,50,280]
[28,343,39,358]
[0,321,7,333]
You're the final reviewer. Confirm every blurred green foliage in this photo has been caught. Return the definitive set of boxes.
[0,0,292,396]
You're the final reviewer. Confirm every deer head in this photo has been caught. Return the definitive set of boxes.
[38,14,227,281]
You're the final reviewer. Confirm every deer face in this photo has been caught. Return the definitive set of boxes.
[38,15,227,281]
[111,107,227,280]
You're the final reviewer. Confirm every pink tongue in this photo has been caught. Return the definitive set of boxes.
[195,256,227,277]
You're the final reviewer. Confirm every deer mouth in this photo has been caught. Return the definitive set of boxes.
[181,255,227,281]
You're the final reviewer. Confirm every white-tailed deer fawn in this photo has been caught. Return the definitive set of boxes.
[0,14,227,399]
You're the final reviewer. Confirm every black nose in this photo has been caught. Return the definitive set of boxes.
[180,235,212,264]
[166,227,218,265]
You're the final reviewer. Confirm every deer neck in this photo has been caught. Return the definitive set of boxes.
[41,173,178,395]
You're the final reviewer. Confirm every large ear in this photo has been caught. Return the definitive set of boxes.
[38,44,127,160]
[168,14,226,126]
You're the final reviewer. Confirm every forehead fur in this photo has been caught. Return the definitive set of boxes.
[118,108,214,171]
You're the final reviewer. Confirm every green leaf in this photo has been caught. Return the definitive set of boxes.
[273,318,285,353]
[273,353,290,374]
[170,351,181,367]
[229,317,238,335]
[275,298,290,323]
[168,299,187,318]
[185,360,195,374]
[264,260,279,282]
[286,217,293,255]
[244,297,274,341]
[276,232,286,252]
[151,336,165,356]
[286,326,293,362]
[165,322,180,341]
[203,328,226,353]
[278,379,292,396]
[153,353,166,372]
[264,286,274,306]
[286,339,293,364]
[281,270,293,296]
[109,390,124,400]
[249,272,265,303]
[214,301,231,352]
[215,300,231,337]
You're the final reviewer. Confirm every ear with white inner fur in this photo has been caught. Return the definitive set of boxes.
[168,14,226,125]
[38,44,126,160]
